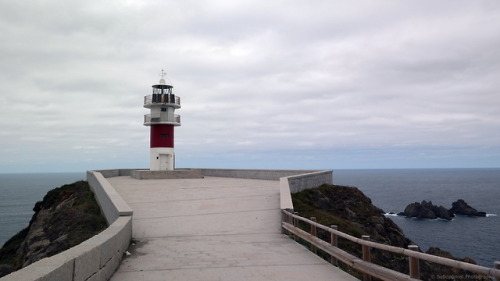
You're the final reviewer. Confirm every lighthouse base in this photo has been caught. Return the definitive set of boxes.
[150,147,175,171]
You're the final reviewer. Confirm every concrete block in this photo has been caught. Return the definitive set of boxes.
[117,217,132,252]
[97,233,116,268]
[73,245,101,281]
[100,251,122,281]
[1,253,74,281]
[77,216,131,270]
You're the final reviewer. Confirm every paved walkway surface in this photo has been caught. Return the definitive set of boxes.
[107,176,358,281]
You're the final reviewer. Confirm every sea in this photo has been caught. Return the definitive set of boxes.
[0,169,498,267]
[333,168,499,267]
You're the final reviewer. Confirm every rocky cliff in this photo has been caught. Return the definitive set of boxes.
[291,184,491,281]
[0,181,107,277]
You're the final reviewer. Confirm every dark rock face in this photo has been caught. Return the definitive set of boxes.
[0,264,14,277]
[398,200,453,220]
[0,181,107,277]
[296,185,412,248]
[421,248,490,281]
[449,199,487,217]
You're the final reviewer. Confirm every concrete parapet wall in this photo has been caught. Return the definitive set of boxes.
[131,169,203,179]
[279,177,294,210]
[87,171,133,224]
[279,170,333,210]
[0,172,133,281]
[96,169,136,178]
[1,215,132,281]
[286,170,333,193]
[200,168,318,181]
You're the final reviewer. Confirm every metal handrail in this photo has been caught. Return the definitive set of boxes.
[144,95,181,106]
[143,114,180,124]
[281,209,500,280]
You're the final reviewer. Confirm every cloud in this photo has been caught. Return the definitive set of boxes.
[1,0,500,172]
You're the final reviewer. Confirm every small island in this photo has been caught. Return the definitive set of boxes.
[398,199,486,220]
[449,199,487,217]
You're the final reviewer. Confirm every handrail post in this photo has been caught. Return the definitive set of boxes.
[293,212,299,241]
[281,210,287,234]
[287,210,294,237]
[330,225,338,266]
[310,217,317,254]
[362,235,371,281]
[408,245,420,279]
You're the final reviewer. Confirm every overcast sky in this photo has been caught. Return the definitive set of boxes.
[1,1,500,173]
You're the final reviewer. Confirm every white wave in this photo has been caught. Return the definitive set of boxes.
[486,214,497,217]
[436,217,453,222]
[384,212,398,217]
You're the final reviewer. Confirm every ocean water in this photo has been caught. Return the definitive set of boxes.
[333,168,500,267]
[0,172,85,247]
[0,169,498,268]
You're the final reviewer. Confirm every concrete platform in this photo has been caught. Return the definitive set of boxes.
[107,176,358,281]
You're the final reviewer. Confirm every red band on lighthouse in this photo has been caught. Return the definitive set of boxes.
[150,124,174,148]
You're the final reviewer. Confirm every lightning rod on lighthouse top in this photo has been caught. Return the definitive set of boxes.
[143,71,181,170]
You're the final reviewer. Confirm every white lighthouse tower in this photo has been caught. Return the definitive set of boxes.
[143,71,181,170]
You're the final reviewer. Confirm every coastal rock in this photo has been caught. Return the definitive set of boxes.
[398,200,453,220]
[0,264,14,277]
[292,184,484,280]
[0,181,107,277]
[420,248,487,281]
[422,200,454,220]
[449,199,486,217]
[295,184,413,251]
[398,202,436,219]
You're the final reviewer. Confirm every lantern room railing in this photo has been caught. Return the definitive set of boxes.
[144,114,181,126]
[144,95,181,107]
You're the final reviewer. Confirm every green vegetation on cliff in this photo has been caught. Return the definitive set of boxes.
[0,181,107,277]
[291,184,491,281]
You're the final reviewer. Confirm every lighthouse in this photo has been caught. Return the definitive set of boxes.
[143,71,181,171]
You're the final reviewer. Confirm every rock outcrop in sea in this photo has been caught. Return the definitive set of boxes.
[398,199,487,220]
[449,199,487,217]
[398,200,453,220]
[0,181,107,278]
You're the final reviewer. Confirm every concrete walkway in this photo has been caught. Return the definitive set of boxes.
[107,176,358,281]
